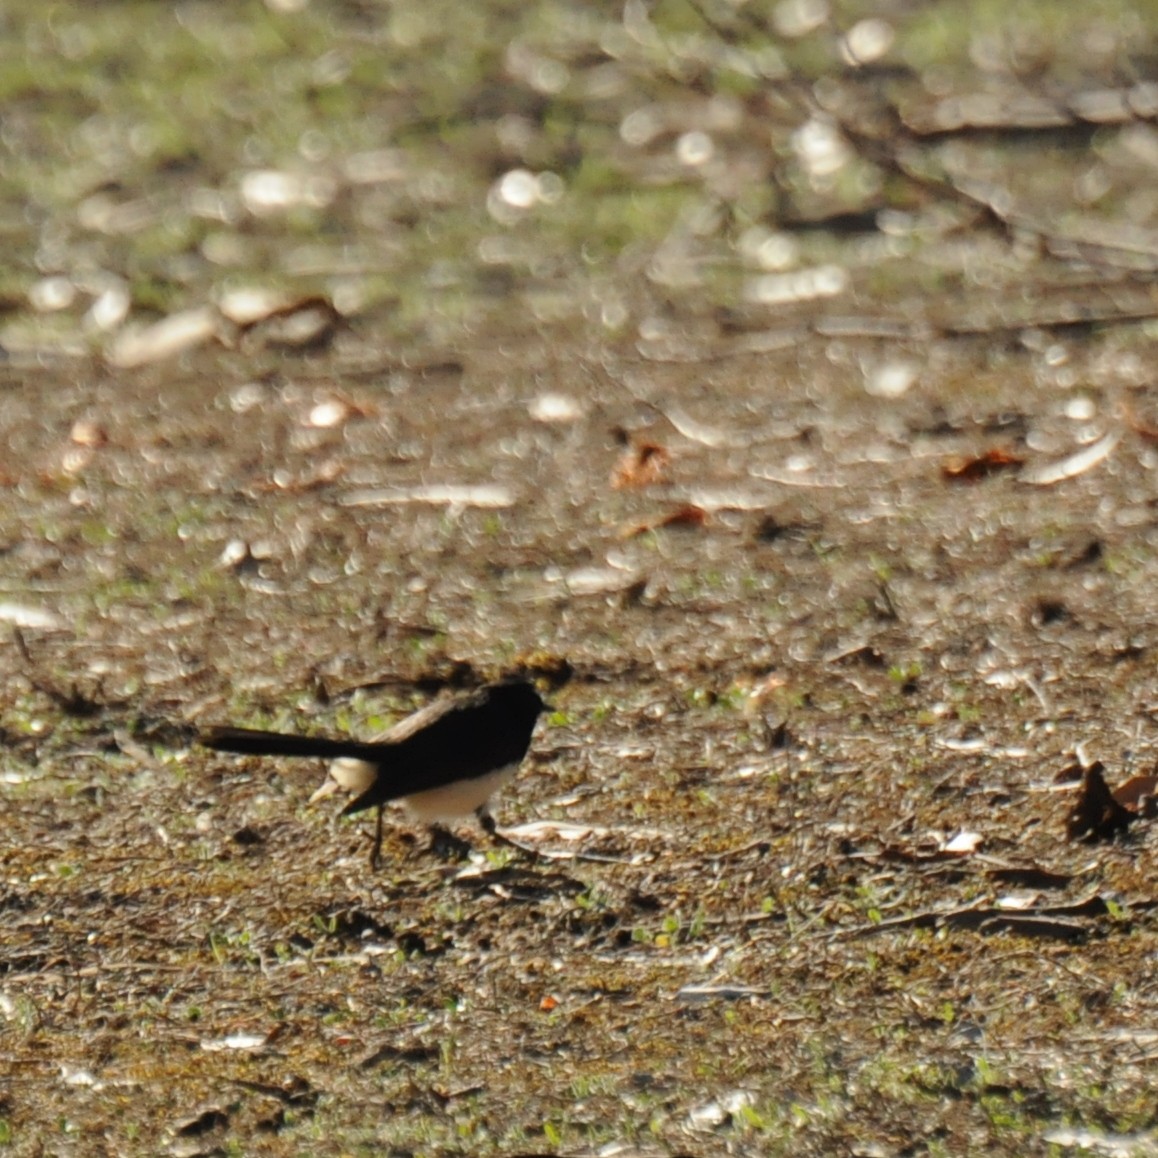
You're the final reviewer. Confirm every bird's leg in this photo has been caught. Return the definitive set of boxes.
[369,804,384,870]
[477,809,545,861]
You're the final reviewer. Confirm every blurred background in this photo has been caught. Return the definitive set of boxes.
[4,0,1158,364]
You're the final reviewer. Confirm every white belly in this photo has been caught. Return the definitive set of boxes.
[400,765,515,821]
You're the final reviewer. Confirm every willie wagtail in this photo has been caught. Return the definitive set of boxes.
[200,680,548,867]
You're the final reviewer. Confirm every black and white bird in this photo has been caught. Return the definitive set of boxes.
[200,680,548,866]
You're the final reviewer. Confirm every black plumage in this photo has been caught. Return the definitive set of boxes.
[201,680,548,865]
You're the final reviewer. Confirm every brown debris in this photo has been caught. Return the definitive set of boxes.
[173,1105,231,1138]
[69,418,109,448]
[231,294,342,352]
[840,893,1113,942]
[1110,774,1158,818]
[942,446,1023,482]
[106,306,219,368]
[1021,431,1120,485]
[619,503,708,538]
[1066,761,1134,841]
[611,439,670,489]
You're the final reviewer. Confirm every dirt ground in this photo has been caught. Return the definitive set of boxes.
[3,317,1158,1156]
[5,2,1158,1155]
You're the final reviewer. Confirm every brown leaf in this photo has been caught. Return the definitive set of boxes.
[611,440,670,489]
[620,503,708,538]
[1112,774,1158,817]
[1053,760,1085,784]
[942,446,1023,482]
[1066,761,1133,841]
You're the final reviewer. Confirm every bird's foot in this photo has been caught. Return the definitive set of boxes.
[477,811,548,863]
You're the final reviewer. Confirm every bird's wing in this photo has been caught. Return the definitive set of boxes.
[340,692,536,815]
[372,693,465,743]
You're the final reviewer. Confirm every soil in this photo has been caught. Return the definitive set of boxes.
[4,320,1158,1155]
[4,3,1158,1155]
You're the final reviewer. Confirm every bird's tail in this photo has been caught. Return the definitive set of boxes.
[200,726,385,763]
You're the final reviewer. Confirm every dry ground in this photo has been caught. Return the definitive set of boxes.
[3,322,1158,1156]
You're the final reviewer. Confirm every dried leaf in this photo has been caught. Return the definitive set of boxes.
[943,830,983,855]
[60,444,96,475]
[1021,431,1120,486]
[620,503,708,538]
[611,440,670,489]
[106,307,218,368]
[557,566,646,597]
[1112,774,1158,816]
[663,404,729,447]
[1053,760,1085,784]
[233,295,341,351]
[1066,761,1133,841]
[942,446,1023,482]
[217,286,292,326]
